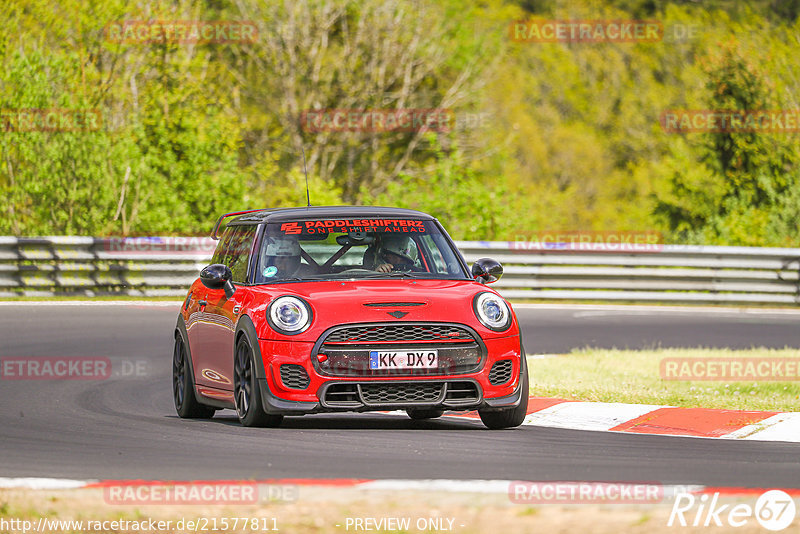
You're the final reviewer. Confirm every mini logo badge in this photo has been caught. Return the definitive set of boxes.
[387,311,408,319]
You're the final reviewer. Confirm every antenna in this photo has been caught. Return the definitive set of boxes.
[301,146,311,207]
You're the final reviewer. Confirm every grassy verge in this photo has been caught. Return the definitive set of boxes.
[528,348,800,412]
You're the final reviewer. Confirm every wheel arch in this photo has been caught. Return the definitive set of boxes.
[174,314,199,385]
[234,313,267,379]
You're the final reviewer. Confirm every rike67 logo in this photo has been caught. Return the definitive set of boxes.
[668,490,796,531]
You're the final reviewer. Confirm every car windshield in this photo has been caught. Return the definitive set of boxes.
[253,218,469,283]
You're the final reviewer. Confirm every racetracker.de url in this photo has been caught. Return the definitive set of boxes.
[0,517,279,533]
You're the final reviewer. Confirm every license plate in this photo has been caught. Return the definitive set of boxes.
[369,350,438,369]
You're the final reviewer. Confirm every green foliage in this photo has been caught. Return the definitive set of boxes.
[372,137,513,239]
[0,0,798,244]
[654,36,800,245]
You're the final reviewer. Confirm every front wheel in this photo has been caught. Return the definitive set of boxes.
[478,357,529,430]
[173,334,215,419]
[233,336,283,428]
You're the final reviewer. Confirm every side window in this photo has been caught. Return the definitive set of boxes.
[211,231,231,265]
[419,235,448,274]
[211,225,257,283]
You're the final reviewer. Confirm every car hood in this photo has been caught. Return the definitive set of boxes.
[245,279,517,341]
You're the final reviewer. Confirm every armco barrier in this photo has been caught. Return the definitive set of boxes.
[0,237,798,304]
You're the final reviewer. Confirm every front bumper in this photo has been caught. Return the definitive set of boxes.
[256,333,523,415]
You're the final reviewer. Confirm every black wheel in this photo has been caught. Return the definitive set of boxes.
[233,335,283,428]
[173,334,215,419]
[406,408,445,420]
[478,356,529,430]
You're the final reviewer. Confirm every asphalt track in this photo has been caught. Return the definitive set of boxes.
[1,303,799,486]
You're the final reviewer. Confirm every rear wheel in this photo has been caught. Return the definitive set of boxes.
[478,356,529,430]
[406,408,445,420]
[234,336,283,428]
[173,334,215,419]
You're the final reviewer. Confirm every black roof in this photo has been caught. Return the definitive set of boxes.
[229,205,435,225]
[213,205,436,238]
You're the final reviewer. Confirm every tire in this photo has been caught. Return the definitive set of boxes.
[173,334,215,419]
[406,408,445,420]
[478,355,529,430]
[233,335,283,428]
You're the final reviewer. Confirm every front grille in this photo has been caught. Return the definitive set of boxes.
[314,322,485,378]
[280,364,310,389]
[317,344,481,377]
[446,381,480,402]
[325,324,473,343]
[488,360,514,385]
[321,380,481,408]
[360,382,443,404]
[324,383,360,406]
[363,302,425,307]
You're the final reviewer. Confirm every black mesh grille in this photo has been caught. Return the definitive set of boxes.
[317,344,481,377]
[324,383,360,406]
[321,381,481,408]
[488,359,514,385]
[359,382,444,404]
[325,324,473,343]
[444,381,480,402]
[280,364,310,389]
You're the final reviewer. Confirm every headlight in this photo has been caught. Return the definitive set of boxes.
[472,292,512,331]
[267,296,312,335]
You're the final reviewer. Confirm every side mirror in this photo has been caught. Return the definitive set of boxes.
[471,257,503,284]
[200,264,236,298]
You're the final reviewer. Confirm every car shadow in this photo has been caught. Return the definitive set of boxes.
[194,411,485,430]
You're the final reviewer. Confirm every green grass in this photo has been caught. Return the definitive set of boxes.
[528,348,800,412]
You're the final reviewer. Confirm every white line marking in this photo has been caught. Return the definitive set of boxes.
[357,479,512,493]
[521,401,667,432]
[0,477,709,497]
[723,412,800,443]
[0,477,96,489]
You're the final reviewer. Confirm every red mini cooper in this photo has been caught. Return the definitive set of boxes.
[173,206,528,429]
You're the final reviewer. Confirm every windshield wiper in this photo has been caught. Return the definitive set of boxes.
[356,270,427,279]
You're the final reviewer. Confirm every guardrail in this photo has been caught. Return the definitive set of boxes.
[0,237,798,304]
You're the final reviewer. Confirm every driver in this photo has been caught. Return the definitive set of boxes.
[260,236,305,279]
[375,235,419,273]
